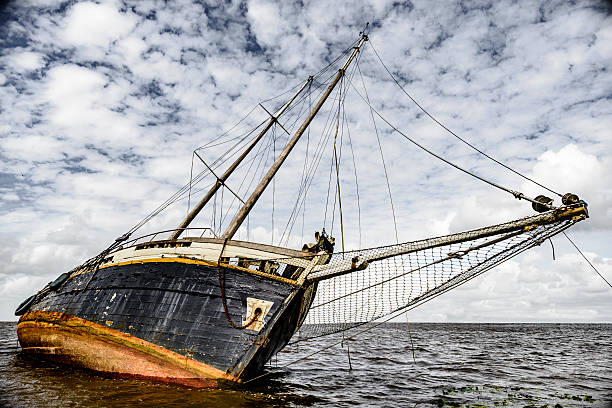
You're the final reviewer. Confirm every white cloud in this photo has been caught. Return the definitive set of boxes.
[2,134,66,163]
[44,64,108,124]
[117,36,147,64]
[1,0,611,323]
[0,191,19,201]
[61,1,136,49]
[247,0,287,47]
[530,144,602,194]
[5,51,45,71]
[407,248,612,323]
[527,144,612,229]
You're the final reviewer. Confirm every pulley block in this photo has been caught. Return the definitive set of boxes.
[532,195,553,213]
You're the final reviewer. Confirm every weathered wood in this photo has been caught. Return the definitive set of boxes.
[306,204,588,282]
[18,259,311,383]
[109,238,312,268]
[182,237,310,258]
[169,78,313,240]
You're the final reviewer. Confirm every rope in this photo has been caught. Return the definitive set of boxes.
[124,120,268,238]
[347,78,554,210]
[333,77,346,253]
[217,125,278,230]
[367,40,563,198]
[212,190,217,234]
[563,232,612,289]
[343,99,363,249]
[218,124,275,228]
[187,152,195,213]
[282,52,365,244]
[277,52,364,246]
[405,311,417,364]
[93,43,352,250]
[218,117,298,231]
[301,82,312,242]
[323,83,345,228]
[272,126,276,244]
[324,149,334,228]
[196,104,261,150]
[278,92,337,243]
[244,279,464,385]
[217,238,263,329]
[329,75,352,240]
[357,60,399,243]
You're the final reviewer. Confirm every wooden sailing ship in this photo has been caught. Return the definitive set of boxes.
[15,33,588,387]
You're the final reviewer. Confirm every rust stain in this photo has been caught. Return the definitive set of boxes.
[18,310,239,388]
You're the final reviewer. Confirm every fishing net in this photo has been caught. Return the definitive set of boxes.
[271,204,587,342]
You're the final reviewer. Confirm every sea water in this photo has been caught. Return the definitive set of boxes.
[1,322,610,407]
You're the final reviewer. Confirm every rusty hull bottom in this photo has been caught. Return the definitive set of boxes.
[17,310,239,388]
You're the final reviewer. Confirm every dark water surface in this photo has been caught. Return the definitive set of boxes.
[1,322,610,407]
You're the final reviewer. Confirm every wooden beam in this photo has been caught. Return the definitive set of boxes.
[169,77,313,240]
[222,35,369,240]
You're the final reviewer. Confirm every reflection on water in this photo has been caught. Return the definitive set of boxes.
[1,322,610,407]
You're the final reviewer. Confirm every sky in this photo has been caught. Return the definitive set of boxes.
[1,0,611,322]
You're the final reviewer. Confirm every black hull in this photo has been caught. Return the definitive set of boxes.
[17,258,315,384]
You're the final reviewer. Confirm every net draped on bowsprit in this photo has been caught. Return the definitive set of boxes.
[254,203,587,343]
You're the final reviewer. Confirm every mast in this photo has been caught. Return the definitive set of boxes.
[222,34,369,240]
[169,77,313,240]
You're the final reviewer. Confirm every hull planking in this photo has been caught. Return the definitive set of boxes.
[17,247,318,387]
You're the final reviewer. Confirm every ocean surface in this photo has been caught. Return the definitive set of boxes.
[0,322,610,407]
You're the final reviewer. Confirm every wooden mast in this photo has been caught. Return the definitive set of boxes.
[169,77,313,240]
[222,34,369,240]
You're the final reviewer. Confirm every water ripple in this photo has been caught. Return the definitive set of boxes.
[1,322,611,407]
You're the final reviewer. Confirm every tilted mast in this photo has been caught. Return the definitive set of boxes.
[222,34,369,240]
[169,77,313,240]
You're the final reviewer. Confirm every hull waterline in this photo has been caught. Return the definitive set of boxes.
[17,249,318,387]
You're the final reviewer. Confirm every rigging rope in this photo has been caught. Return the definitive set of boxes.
[219,125,275,228]
[125,119,268,237]
[333,76,346,253]
[344,108,362,248]
[272,126,276,245]
[278,88,340,243]
[357,60,399,243]
[192,74,324,236]
[563,232,612,289]
[367,40,563,198]
[280,48,365,245]
[301,82,313,243]
[198,56,350,242]
[288,201,586,343]
[101,40,355,247]
[347,78,554,210]
[242,214,570,385]
[187,151,196,213]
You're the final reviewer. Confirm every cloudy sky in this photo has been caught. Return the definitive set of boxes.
[1,0,611,322]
